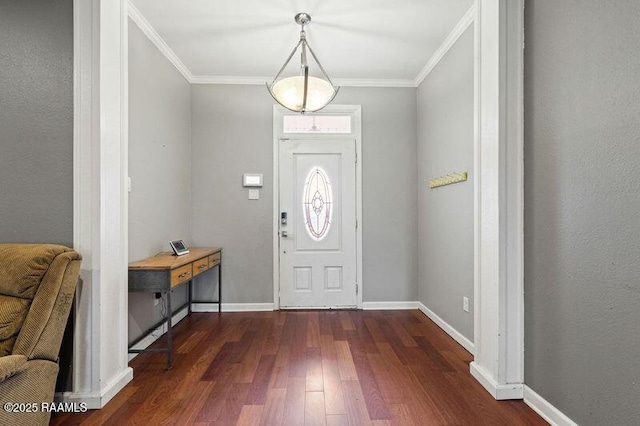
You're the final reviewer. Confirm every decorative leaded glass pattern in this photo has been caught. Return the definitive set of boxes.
[303,167,333,240]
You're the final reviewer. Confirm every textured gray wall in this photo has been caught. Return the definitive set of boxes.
[524,2,640,425]
[0,0,73,246]
[127,20,192,343]
[416,27,474,340]
[191,85,417,304]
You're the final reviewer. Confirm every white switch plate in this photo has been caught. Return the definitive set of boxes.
[463,296,469,313]
[248,189,260,200]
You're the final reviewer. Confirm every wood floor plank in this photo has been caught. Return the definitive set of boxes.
[339,311,356,331]
[236,331,267,384]
[305,391,327,426]
[326,414,349,426]
[51,310,546,426]
[388,317,418,347]
[283,376,307,425]
[201,340,236,381]
[260,387,287,425]
[216,382,251,424]
[171,381,216,425]
[237,405,264,426]
[306,346,324,392]
[269,344,291,389]
[246,353,276,404]
[172,336,225,399]
[176,329,207,354]
[323,358,347,416]
[342,380,373,426]
[367,353,404,404]
[348,337,391,420]
[307,311,321,348]
[320,335,347,416]
[387,403,415,426]
[289,314,310,378]
[334,340,358,381]
[195,363,242,422]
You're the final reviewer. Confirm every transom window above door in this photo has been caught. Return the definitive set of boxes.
[283,115,352,134]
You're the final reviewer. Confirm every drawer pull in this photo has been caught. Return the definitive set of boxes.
[198,264,207,269]
[178,272,191,278]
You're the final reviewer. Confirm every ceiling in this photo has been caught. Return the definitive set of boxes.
[129,0,473,85]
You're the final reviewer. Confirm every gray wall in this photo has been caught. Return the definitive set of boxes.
[128,20,192,343]
[191,85,417,304]
[416,27,474,340]
[524,2,640,425]
[0,0,73,246]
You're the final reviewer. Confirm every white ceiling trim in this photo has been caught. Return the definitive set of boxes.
[414,5,475,87]
[190,75,416,87]
[190,76,270,85]
[127,0,472,88]
[127,0,193,82]
[333,78,416,88]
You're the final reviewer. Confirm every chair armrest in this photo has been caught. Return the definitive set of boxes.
[0,355,27,383]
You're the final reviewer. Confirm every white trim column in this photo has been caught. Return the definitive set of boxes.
[62,0,132,409]
[470,0,525,400]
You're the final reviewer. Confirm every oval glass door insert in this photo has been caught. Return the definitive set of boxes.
[303,167,333,240]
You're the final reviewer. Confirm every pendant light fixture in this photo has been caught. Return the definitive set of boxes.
[267,13,339,113]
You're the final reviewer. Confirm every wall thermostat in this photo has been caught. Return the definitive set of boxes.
[243,173,263,187]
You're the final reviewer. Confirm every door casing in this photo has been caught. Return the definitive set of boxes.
[272,105,363,310]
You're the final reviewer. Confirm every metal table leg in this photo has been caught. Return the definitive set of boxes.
[218,255,222,314]
[188,279,192,315]
[166,290,173,369]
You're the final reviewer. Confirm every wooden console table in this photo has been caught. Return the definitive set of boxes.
[127,247,222,369]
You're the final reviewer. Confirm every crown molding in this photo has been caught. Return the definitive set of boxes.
[190,75,416,88]
[333,78,416,88]
[127,0,193,83]
[190,75,270,85]
[414,5,475,87]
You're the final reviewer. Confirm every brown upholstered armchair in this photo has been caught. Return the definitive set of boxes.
[0,244,81,426]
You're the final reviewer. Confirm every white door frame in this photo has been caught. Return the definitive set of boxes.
[272,105,363,310]
[66,0,132,408]
[470,0,525,400]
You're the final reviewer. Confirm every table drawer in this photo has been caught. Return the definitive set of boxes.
[193,257,210,277]
[209,252,221,267]
[171,264,192,287]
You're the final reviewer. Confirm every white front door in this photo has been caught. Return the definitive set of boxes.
[279,139,357,308]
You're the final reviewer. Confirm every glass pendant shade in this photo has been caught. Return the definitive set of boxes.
[271,76,336,112]
[267,13,339,113]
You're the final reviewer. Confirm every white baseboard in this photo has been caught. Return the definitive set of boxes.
[469,362,524,400]
[127,306,190,361]
[191,302,274,312]
[417,302,475,355]
[56,367,133,409]
[362,301,419,310]
[524,385,578,426]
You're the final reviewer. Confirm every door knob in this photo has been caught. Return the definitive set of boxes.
[281,231,292,238]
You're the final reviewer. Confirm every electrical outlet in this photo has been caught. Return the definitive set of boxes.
[463,296,469,313]
[154,298,159,306]
[154,292,161,306]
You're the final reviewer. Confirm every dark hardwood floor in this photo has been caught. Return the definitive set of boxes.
[51,310,546,425]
